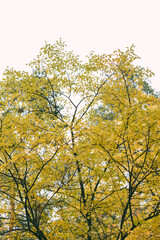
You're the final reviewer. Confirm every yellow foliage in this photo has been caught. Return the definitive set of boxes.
[0,40,159,240]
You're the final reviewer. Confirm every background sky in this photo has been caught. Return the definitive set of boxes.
[0,0,160,90]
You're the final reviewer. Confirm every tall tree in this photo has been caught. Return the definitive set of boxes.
[0,41,159,239]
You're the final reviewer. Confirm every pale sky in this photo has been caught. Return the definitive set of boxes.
[0,0,160,90]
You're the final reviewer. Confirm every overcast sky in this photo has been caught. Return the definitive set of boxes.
[0,0,160,90]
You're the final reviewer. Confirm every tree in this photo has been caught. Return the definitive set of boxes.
[0,40,159,239]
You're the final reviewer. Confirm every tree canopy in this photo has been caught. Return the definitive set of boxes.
[0,40,159,240]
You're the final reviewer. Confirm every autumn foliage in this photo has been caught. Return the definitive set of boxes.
[0,40,159,239]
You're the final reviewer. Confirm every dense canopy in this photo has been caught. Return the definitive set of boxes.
[0,40,159,240]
